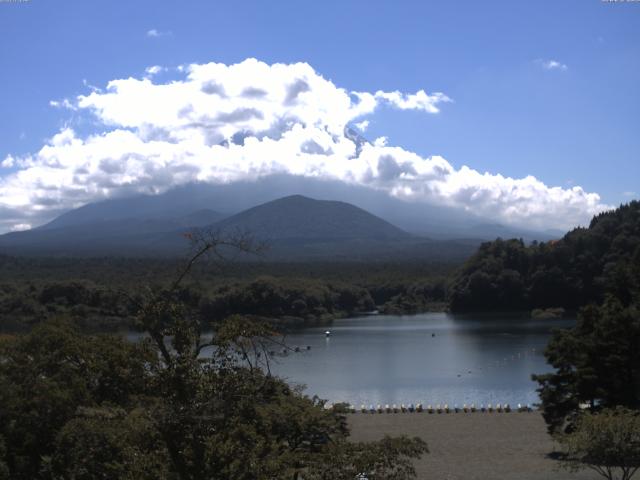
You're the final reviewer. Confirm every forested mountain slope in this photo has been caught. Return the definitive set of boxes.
[448,201,640,312]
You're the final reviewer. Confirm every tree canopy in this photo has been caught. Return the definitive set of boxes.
[0,233,428,479]
[557,407,640,480]
[533,299,640,433]
[449,201,640,312]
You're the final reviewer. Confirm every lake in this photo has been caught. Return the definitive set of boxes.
[267,313,570,408]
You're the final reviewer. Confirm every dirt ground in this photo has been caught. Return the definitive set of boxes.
[348,411,600,480]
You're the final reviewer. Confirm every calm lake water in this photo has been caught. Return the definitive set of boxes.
[267,313,571,407]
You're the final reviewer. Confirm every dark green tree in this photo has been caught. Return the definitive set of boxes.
[0,321,153,479]
[131,231,427,479]
[533,299,640,433]
[0,231,428,479]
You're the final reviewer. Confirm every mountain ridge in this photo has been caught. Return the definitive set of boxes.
[0,194,479,261]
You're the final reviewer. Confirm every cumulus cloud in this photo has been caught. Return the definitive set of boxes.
[0,58,608,234]
[538,59,568,71]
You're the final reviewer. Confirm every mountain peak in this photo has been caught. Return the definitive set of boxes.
[214,195,410,241]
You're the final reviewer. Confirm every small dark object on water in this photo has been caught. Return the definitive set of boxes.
[306,345,311,350]
[294,346,301,353]
[431,333,436,337]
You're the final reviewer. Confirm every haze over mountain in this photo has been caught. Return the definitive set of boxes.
[27,175,558,240]
[0,188,487,260]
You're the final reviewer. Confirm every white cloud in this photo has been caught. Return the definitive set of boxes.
[538,59,568,71]
[9,223,31,232]
[355,120,370,132]
[145,65,164,76]
[49,98,76,110]
[1,155,15,168]
[146,29,171,38]
[0,59,609,234]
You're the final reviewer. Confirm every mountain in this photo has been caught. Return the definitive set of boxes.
[213,195,410,241]
[0,210,225,256]
[0,194,478,261]
[28,175,558,242]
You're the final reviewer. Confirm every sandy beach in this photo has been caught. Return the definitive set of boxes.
[348,411,600,480]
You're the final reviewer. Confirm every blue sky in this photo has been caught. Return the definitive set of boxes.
[0,0,639,232]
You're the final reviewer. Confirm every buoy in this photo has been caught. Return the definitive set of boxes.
[325,331,331,337]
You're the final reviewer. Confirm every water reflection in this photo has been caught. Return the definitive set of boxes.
[269,313,572,406]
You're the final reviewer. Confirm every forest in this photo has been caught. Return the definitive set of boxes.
[0,256,452,332]
[449,201,640,313]
[1,203,640,478]
[2,201,639,332]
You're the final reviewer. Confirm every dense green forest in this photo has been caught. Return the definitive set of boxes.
[0,234,428,479]
[449,201,640,313]
[2,201,640,333]
[0,257,452,332]
[1,203,640,476]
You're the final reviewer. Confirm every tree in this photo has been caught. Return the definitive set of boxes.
[132,230,428,479]
[0,320,154,479]
[557,408,640,480]
[0,435,9,480]
[533,298,640,433]
[0,229,429,479]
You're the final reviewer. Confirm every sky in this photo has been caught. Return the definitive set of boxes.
[0,0,639,234]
